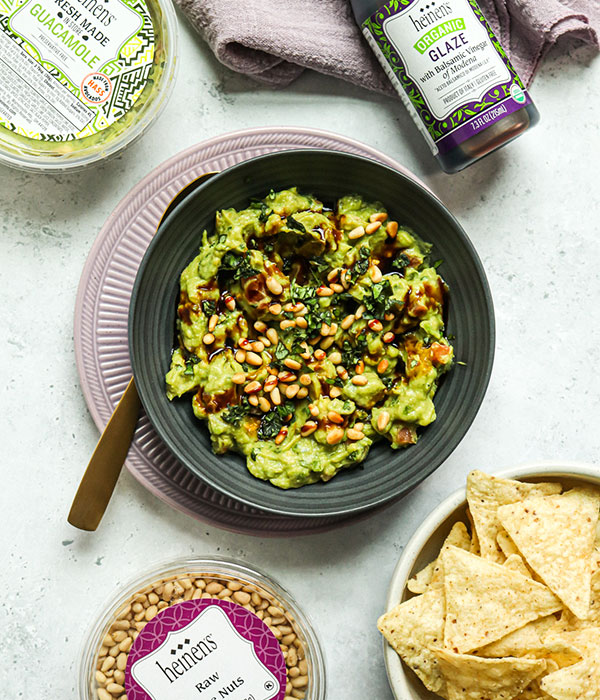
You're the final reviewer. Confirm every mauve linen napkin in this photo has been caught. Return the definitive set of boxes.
[175,0,599,92]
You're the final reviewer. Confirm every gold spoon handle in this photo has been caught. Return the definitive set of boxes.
[68,377,141,531]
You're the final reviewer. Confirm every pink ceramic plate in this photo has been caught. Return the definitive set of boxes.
[74,126,430,536]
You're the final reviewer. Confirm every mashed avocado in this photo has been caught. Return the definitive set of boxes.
[166,188,454,489]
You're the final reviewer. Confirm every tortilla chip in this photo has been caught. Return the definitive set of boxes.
[443,546,562,653]
[498,530,519,558]
[378,587,447,695]
[503,553,533,579]
[466,508,480,555]
[466,471,562,563]
[475,615,555,658]
[433,648,547,700]
[407,560,436,594]
[498,487,600,619]
[540,628,600,699]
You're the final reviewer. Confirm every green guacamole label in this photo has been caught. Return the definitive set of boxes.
[0,0,154,141]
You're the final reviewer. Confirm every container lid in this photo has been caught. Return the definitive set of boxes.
[0,0,177,171]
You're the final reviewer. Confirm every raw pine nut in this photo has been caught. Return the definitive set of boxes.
[233,591,251,605]
[383,332,395,343]
[284,358,302,370]
[351,375,368,386]
[285,384,300,399]
[224,295,236,311]
[244,381,262,394]
[341,314,355,330]
[377,411,391,431]
[366,221,382,234]
[329,351,342,364]
[275,428,287,445]
[348,225,365,240]
[299,374,312,386]
[97,689,112,700]
[246,352,263,366]
[326,427,344,445]
[370,266,383,283]
[268,303,282,315]
[271,386,282,406]
[327,411,344,425]
[106,683,125,695]
[387,221,399,238]
[370,212,388,223]
[252,341,265,353]
[301,421,318,436]
[316,286,334,297]
[280,319,296,330]
[266,327,278,345]
[296,316,308,329]
[258,397,271,412]
[296,387,309,399]
[202,333,215,345]
[368,319,383,332]
[377,359,389,373]
[266,277,283,295]
[208,315,218,332]
[329,387,342,398]
[308,403,319,417]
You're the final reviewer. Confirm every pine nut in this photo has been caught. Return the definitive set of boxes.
[366,221,382,234]
[370,212,388,223]
[266,277,283,295]
[316,285,334,297]
[106,683,125,695]
[299,373,312,386]
[259,397,271,412]
[239,338,251,349]
[258,335,271,347]
[330,283,344,293]
[232,373,246,385]
[320,337,335,350]
[314,349,326,361]
[330,387,342,398]
[244,381,262,393]
[387,221,399,238]
[246,352,263,366]
[351,375,368,386]
[377,411,390,431]
[285,384,300,399]
[233,591,251,605]
[263,376,278,392]
[329,351,342,364]
[326,427,344,445]
[348,225,365,240]
[224,295,236,311]
[268,303,282,315]
[355,304,366,319]
[356,360,365,374]
[328,411,344,425]
[202,333,215,345]
[97,689,112,700]
[341,269,351,289]
[208,314,218,332]
[248,395,259,406]
[383,332,395,343]
[235,350,246,364]
[296,316,308,329]
[384,312,395,321]
[280,319,296,330]
[377,359,389,373]
[328,323,338,336]
[347,428,365,441]
[370,266,383,283]
[284,358,302,371]
[368,319,383,332]
[337,366,349,380]
[354,422,364,432]
[341,314,355,330]
[278,371,296,383]
[308,403,319,417]
[271,386,282,406]
[266,327,278,345]
[275,428,287,445]
[254,320,267,333]
[251,341,265,353]
[327,269,340,282]
[320,323,330,336]
[301,421,318,436]
[296,386,309,399]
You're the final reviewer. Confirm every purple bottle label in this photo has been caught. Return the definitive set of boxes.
[362,0,532,155]
[124,599,287,700]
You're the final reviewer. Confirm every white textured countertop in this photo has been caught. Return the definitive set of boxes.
[1,13,599,698]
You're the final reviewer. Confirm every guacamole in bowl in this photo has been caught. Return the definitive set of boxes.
[129,150,494,517]
[165,187,454,489]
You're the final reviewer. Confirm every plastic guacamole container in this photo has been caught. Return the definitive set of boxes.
[0,0,177,172]
[79,557,326,700]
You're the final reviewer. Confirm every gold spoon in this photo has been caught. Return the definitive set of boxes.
[68,172,217,531]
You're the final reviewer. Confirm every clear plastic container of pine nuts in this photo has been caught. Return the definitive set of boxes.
[79,557,326,700]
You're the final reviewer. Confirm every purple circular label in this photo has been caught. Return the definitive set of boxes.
[124,599,286,700]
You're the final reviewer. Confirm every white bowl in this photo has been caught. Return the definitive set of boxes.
[382,461,600,700]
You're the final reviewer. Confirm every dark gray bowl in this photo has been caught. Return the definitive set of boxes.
[129,150,494,517]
